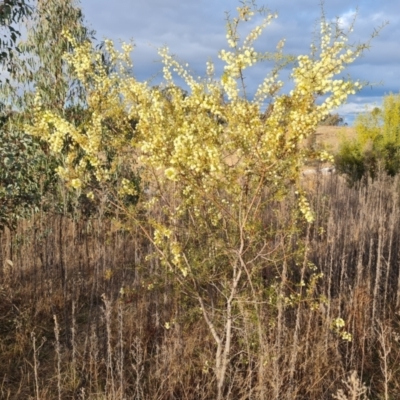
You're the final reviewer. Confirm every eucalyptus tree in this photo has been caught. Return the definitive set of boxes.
[0,0,32,84]
[5,0,94,111]
[0,0,94,227]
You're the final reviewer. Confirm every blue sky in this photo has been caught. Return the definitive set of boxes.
[80,0,400,125]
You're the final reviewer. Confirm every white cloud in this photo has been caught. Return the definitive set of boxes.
[336,10,357,30]
[335,96,383,124]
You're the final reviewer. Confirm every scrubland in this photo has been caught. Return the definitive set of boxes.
[1,1,394,398]
[1,171,400,400]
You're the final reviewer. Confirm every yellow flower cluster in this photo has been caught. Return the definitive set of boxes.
[291,20,362,122]
[119,178,137,197]
[297,192,314,223]
[331,317,352,342]
[27,3,369,268]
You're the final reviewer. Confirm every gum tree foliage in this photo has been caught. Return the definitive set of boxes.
[10,0,94,110]
[335,93,400,183]
[27,2,378,398]
[0,0,94,227]
[0,0,32,83]
[0,0,31,227]
[0,111,53,227]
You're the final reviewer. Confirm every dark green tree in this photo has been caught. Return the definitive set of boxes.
[318,112,346,126]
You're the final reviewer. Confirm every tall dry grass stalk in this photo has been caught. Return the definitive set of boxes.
[53,314,62,400]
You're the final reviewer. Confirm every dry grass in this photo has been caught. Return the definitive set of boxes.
[1,172,400,399]
[314,126,356,153]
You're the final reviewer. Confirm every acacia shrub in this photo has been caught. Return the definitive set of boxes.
[26,2,377,398]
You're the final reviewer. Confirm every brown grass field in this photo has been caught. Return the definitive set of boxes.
[314,126,356,152]
[3,125,400,400]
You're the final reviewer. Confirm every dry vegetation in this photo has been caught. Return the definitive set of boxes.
[1,172,400,399]
[1,2,393,399]
[314,126,356,153]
